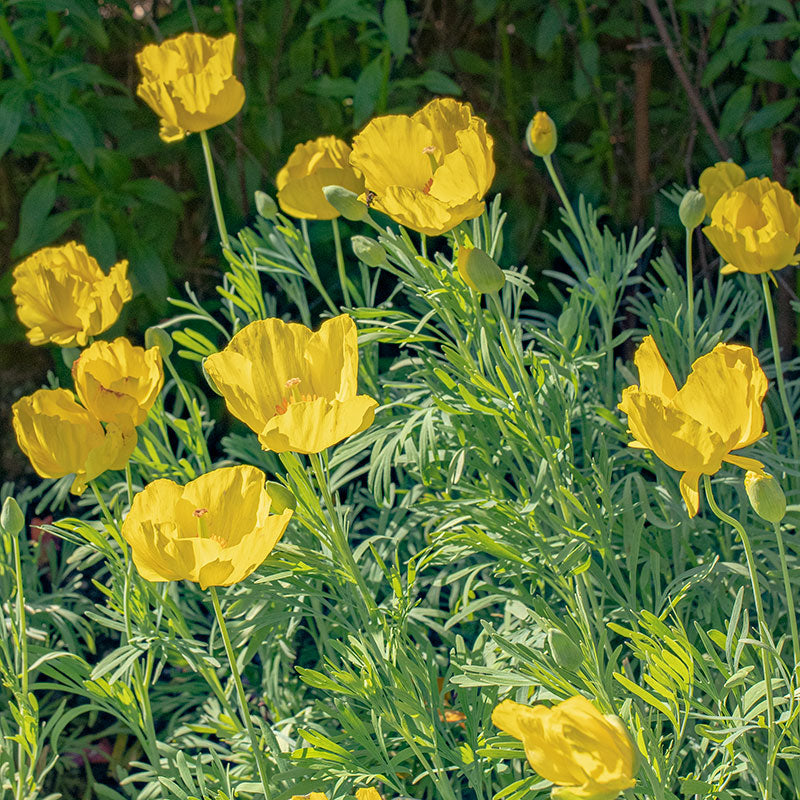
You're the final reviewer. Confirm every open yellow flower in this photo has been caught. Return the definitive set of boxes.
[73,337,164,427]
[136,32,245,143]
[12,242,132,347]
[698,161,746,215]
[349,97,495,236]
[12,388,136,494]
[703,177,800,275]
[276,136,365,220]
[204,315,377,454]
[493,696,636,799]
[121,465,293,589]
[618,336,767,517]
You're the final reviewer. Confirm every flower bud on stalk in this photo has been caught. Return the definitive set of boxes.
[1,497,25,536]
[145,326,174,358]
[457,247,505,293]
[254,191,278,220]
[351,235,386,267]
[679,189,707,231]
[745,471,786,523]
[525,111,557,157]
[323,186,369,222]
[547,628,583,670]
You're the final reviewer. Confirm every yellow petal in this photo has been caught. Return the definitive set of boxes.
[632,336,677,400]
[679,471,702,517]
[699,161,746,215]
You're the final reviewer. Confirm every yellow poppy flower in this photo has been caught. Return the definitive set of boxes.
[349,97,495,236]
[73,337,164,427]
[136,32,245,143]
[526,111,557,157]
[121,465,293,589]
[618,336,767,517]
[12,388,136,495]
[492,696,636,799]
[291,794,329,800]
[276,136,365,220]
[698,161,746,215]
[12,242,132,348]
[204,315,377,454]
[702,177,800,275]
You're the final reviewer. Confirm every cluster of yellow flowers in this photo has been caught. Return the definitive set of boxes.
[12,27,800,800]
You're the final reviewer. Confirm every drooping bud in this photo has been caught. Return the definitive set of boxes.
[679,189,707,231]
[144,326,174,358]
[525,111,557,157]
[745,471,786,523]
[255,190,278,220]
[1,497,24,536]
[351,235,386,267]
[322,185,369,221]
[266,481,296,513]
[457,247,505,294]
[547,628,583,670]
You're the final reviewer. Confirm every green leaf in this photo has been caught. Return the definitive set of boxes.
[536,4,563,57]
[420,70,462,96]
[719,85,753,139]
[0,88,26,159]
[49,104,95,169]
[743,97,796,134]
[744,59,798,85]
[353,55,384,126]
[12,172,58,259]
[383,0,410,59]
[82,213,117,268]
[123,178,182,213]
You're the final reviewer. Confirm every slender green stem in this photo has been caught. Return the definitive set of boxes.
[420,232,428,261]
[162,353,212,470]
[90,481,116,532]
[761,273,799,461]
[0,14,33,82]
[199,130,230,250]
[686,228,695,363]
[210,586,273,799]
[543,154,591,264]
[12,530,29,800]
[331,218,350,307]
[704,475,775,798]
[308,452,377,622]
[125,463,134,507]
[774,519,800,672]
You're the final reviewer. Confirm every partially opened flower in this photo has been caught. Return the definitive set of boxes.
[698,161,746,215]
[276,136,364,219]
[73,337,164,427]
[703,177,800,275]
[136,32,245,143]
[12,242,132,347]
[349,97,495,236]
[618,336,767,517]
[12,388,136,494]
[121,465,293,588]
[492,696,636,799]
[204,315,377,454]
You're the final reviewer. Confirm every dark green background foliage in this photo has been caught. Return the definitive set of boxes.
[1,0,799,479]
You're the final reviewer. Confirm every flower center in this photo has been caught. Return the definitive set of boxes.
[275,378,317,414]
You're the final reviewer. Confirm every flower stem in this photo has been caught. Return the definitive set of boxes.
[774,519,800,671]
[542,154,591,265]
[199,130,230,250]
[331,218,351,307]
[12,527,29,800]
[761,273,798,461]
[209,586,273,799]
[308,451,377,623]
[704,475,775,797]
[686,227,695,363]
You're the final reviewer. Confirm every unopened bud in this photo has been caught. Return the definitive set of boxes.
[255,190,278,220]
[351,235,386,267]
[265,481,296,513]
[144,326,174,358]
[547,628,583,670]
[679,189,707,230]
[525,111,557,157]
[323,185,369,221]
[457,247,505,294]
[1,497,24,537]
[745,471,786,523]
[557,306,578,342]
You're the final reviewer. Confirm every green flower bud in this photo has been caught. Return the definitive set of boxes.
[547,628,583,670]
[679,189,707,230]
[144,326,174,358]
[351,235,386,267]
[265,481,296,513]
[61,346,80,369]
[322,185,369,221]
[557,306,578,342]
[255,190,278,220]
[457,247,505,294]
[525,111,557,157]
[745,471,786,523]
[1,497,24,537]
